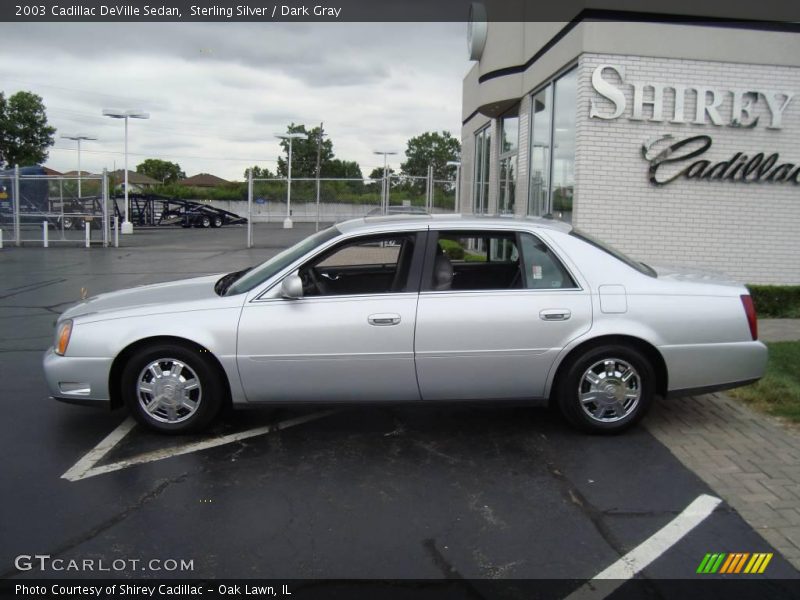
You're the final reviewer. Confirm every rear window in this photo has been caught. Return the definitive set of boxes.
[570,229,656,277]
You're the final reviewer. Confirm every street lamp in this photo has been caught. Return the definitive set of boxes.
[447,160,462,213]
[60,134,97,198]
[275,132,305,229]
[373,151,397,214]
[102,108,150,234]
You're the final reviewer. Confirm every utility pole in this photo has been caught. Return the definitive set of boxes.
[315,122,324,231]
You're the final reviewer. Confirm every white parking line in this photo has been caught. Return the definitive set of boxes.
[564,494,722,600]
[61,410,339,482]
[61,417,137,482]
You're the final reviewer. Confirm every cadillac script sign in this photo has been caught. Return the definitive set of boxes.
[589,64,799,186]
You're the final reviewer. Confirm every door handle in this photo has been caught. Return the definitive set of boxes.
[368,313,401,326]
[540,309,571,321]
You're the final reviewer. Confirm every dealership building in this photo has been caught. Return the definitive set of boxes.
[460,17,800,284]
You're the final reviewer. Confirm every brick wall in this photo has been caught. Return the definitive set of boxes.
[575,53,800,284]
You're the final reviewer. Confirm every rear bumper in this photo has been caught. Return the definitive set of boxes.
[43,347,112,405]
[666,377,761,398]
[660,340,768,394]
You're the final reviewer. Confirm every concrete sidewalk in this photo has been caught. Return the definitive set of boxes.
[759,319,800,343]
[647,318,800,569]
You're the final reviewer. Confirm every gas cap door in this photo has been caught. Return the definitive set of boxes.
[599,284,627,314]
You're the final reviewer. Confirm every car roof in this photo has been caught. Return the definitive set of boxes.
[335,214,573,235]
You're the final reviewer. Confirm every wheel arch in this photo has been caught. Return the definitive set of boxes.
[108,335,231,410]
[546,334,668,403]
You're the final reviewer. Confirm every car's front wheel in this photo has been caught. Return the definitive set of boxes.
[121,344,223,433]
[556,344,654,434]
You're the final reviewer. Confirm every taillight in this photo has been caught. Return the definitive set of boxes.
[740,295,757,341]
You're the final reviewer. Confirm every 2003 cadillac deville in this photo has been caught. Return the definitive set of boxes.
[44,215,767,434]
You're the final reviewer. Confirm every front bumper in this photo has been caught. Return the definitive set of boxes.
[43,347,113,407]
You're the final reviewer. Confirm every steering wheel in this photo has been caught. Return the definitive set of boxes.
[303,266,329,295]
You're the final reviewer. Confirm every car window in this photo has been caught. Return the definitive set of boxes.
[519,232,577,289]
[301,234,416,296]
[431,232,523,291]
[225,226,340,295]
[570,228,656,277]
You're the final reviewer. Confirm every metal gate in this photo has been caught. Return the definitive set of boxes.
[0,166,111,247]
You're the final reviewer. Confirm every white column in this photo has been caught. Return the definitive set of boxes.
[121,116,133,234]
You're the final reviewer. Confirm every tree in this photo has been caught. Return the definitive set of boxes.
[276,123,334,178]
[0,91,56,169]
[244,165,275,179]
[136,159,185,183]
[400,130,461,180]
[324,159,363,179]
[368,167,395,180]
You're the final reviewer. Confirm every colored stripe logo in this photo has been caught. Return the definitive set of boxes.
[696,552,773,574]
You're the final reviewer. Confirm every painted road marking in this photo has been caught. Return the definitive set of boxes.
[62,410,339,482]
[564,494,723,600]
[61,417,137,482]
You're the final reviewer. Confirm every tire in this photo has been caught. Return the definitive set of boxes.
[121,343,224,434]
[211,216,223,228]
[555,344,654,434]
[198,215,211,228]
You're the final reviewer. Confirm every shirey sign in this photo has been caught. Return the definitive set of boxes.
[588,64,800,186]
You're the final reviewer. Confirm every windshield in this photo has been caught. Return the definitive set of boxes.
[570,229,657,277]
[225,226,340,295]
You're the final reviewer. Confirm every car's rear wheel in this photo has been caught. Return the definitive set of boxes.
[556,344,654,434]
[211,215,223,228]
[121,344,223,433]
[197,215,211,228]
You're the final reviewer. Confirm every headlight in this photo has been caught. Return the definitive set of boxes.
[55,320,73,356]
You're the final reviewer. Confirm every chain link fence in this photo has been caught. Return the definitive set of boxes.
[242,169,459,247]
[0,167,111,247]
[0,165,457,250]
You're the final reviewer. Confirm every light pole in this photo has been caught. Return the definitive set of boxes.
[447,160,462,213]
[275,132,305,229]
[314,123,327,232]
[102,109,149,234]
[60,134,97,198]
[373,151,397,214]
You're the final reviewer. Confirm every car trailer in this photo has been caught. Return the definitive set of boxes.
[113,194,247,228]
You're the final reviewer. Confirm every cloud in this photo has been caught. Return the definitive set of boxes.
[0,22,465,179]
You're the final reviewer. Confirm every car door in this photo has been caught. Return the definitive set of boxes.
[414,228,592,401]
[236,231,425,403]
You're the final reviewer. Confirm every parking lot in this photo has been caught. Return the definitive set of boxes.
[1,224,797,591]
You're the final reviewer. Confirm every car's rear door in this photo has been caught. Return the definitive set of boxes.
[414,228,592,401]
[236,230,426,403]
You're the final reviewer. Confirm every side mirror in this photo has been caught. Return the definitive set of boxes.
[280,273,304,299]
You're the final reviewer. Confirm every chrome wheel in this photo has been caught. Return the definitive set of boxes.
[136,358,202,424]
[578,358,641,423]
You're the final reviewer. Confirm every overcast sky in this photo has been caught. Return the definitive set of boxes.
[0,22,467,180]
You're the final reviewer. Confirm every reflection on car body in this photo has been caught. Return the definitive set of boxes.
[44,215,767,434]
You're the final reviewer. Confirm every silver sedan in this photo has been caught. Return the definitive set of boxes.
[44,215,767,434]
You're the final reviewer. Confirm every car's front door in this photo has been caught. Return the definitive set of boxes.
[414,229,592,401]
[236,231,425,403]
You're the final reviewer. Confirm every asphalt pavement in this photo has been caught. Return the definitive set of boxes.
[0,224,797,591]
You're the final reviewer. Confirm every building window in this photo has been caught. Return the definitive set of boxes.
[498,108,518,214]
[473,126,491,214]
[529,86,551,217]
[527,67,576,221]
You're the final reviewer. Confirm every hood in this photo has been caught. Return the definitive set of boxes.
[61,274,224,320]
[650,264,744,288]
